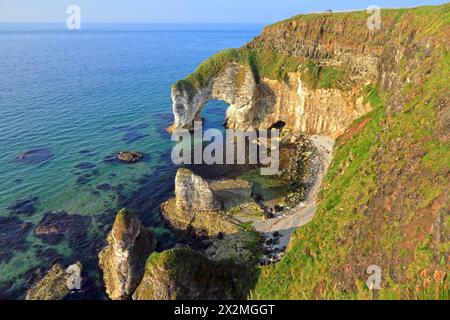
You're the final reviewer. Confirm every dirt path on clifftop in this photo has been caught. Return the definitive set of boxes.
[253,135,334,249]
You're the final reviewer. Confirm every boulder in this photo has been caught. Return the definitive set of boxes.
[99,209,156,300]
[133,249,234,300]
[175,168,220,211]
[26,262,82,300]
[117,151,143,163]
[162,198,239,237]
[162,169,251,236]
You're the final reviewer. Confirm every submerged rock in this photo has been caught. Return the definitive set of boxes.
[74,162,97,170]
[98,209,156,300]
[117,151,143,163]
[0,216,33,263]
[7,196,38,216]
[34,211,92,246]
[26,262,83,300]
[15,148,53,165]
[122,131,149,144]
[96,183,112,191]
[112,122,149,132]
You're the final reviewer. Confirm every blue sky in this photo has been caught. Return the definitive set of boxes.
[0,0,447,23]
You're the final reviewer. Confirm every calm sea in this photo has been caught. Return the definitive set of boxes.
[0,23,262,299]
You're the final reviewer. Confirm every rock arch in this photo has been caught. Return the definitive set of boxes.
[172,62,375,138]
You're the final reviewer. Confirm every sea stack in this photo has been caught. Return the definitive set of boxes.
[98,209,156,300]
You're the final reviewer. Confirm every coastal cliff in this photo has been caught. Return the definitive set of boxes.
[171,56,374,138]
[248,5,450,299]
[95,4,449,301]
[168,4,449,300]
[170,9,388,137]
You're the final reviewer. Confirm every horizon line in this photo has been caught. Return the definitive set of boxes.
[0,4,441,25]
[0,21,269,25]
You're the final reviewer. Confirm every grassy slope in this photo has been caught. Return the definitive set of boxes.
[251,5,450,300]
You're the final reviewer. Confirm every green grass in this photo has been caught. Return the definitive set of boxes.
[268,3,450,32]
[300,60,348,90]
[174,48,303,92]
[174,48,350,94]
[252,58,450,299]
[422,140,450,173]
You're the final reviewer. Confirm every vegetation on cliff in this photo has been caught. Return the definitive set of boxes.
[168,3,449,300]
[173,48,350,95]
[134,245,261,300]
[246,4,450,300]
[253,54,449,300]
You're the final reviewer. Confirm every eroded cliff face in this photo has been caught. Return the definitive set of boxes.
[251,6,450,299]
[172,64,374,138]
[171,5,446,140]
[172,63,257,131]
[133,249,235,300]
[175,168,220,212]
[171,13,385,138]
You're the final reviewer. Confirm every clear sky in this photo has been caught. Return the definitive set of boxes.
[0,0,448,23]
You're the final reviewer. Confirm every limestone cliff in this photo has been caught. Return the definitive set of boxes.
[173,64,373,138]
[249,5,450,299]
[170,4,450,300]
[171,13,383,138]
[99,209,156,300]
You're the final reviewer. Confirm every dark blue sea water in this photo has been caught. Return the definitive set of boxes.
[0,23,262,299]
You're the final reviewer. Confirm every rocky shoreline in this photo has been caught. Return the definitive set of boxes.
[24,131,325,300]
[16,3,450,300]
[92,133,331,300]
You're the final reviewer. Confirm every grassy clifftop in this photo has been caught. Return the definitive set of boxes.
[174,4,449,95]
[252,4,450,300]
[174,47,352,96]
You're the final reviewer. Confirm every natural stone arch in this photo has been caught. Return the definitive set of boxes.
[172,62,270,131]
[171,62,375,138]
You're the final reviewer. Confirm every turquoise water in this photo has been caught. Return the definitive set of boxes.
[0,23,261,299]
